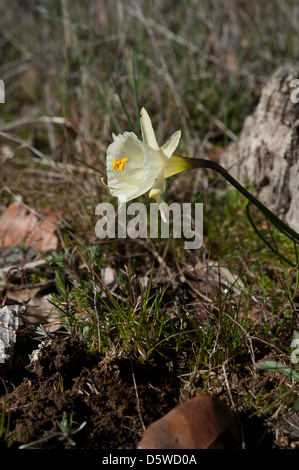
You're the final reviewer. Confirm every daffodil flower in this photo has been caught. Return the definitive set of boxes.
[103,108,193,220]
[103,107,299,253]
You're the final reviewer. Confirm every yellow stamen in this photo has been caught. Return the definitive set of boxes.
[112,157,129,171]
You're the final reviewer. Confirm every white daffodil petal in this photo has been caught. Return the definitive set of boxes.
[154,194,167,223]
[107,131,140,160]
[106,132,144,200]
[106,133,165,203]
[161,130,181,158]
[140,107,159,150]
[149,169,165,198]
[140,145,165,194]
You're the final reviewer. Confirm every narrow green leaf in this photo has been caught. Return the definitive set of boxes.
[293,397,299,411]
[258,361,299,382]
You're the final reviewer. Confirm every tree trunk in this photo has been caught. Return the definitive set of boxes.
[220,63,299,233]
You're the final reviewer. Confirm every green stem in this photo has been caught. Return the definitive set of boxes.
[246,203,296,266]
[179,156,299,244]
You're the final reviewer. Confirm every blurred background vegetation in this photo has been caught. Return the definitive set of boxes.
[1,0,299,241]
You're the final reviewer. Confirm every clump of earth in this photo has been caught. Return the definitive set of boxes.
[1,335,180,449]
[1,333,296,449]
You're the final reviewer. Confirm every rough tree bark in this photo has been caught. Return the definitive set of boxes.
[220,63,299,233]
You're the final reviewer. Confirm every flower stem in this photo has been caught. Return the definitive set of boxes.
[179,156,299,244]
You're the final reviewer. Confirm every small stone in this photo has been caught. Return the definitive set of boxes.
[138,395,241,449]
[28,340,52,370]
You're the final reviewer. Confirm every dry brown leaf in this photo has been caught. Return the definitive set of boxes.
[26,293,61,331]
[138,395,241,449]
[5,284,61,332]
[0,203,59,252]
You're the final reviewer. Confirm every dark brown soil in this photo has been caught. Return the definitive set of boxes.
[1,332,298,449]
[1,335,180,449]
